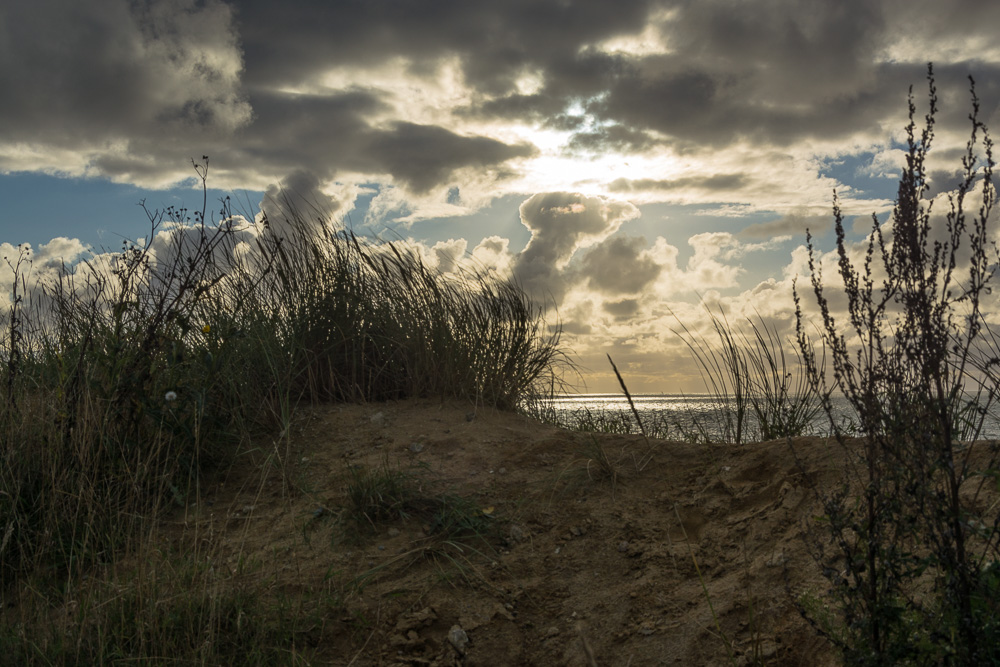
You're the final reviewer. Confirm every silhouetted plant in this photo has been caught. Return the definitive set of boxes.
[795,64,1000,665]
[674,309,825,444]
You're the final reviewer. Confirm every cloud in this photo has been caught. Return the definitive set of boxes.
[513,192,640,302]
[609,173,749,194]
[581,235,662,295]
[740,213,832,239]
[430,238,469,274]
[603,298,642,319]
[471,236,514,275]
[4,0,998,220]
[361,122,536,193]
[0,0,250,164]
[259,170,351,235]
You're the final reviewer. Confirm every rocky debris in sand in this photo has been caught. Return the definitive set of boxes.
[447,625,469,654]
[395,607,437,633]
[507,524,530,543]
[390,607,441,655]
[369,411,386,427]
[637,619,657,636]
[766,550,788,567]
[409,441,425,453]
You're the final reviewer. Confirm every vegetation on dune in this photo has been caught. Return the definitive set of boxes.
[0,162,561,662]
[794,65,1000,665]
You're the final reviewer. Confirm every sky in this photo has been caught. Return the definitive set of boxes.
[2,0,999,393]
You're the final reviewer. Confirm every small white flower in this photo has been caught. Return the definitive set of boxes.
[165,391,178,402]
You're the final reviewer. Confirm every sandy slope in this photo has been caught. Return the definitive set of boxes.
[163,399,871,665]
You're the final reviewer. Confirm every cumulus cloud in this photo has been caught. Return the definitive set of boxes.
[580,235,662,295]
[259,170,352,235]
[603,297,642,319]
[471,236,514,275]
[513,192,640,302]
[430,238,469,274]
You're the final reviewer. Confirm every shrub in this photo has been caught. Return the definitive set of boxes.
[794,64,1000,665]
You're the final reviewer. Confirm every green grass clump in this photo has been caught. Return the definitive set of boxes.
[340,459,495,543]
[344,458,418,531]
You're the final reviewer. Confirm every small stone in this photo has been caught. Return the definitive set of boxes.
[409,441,424,453]
[370,412,386,426]
[465,412,476,422]
[448,625,469,654]
[387,528,401,537]
[618,541,630,553]
[570,526,585,537]
[766,551,788,567]
[545,626,560,638]
[395,607,437,632]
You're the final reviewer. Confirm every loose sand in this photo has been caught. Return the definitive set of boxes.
[158,398,961,665]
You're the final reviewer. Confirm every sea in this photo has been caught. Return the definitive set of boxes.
[538,393,1000,442]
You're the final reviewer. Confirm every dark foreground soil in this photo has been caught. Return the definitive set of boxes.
[159,399,883,666]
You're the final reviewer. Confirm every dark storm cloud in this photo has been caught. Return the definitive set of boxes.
[0,0,250,146]
[568,125,658,153]
[228,90,378,176]
[242,93,537,193]
[362,123,536,193]
[5,0,1000,204]
[458,1,998,151]
[234,0,654,92]
[447,0,907,147]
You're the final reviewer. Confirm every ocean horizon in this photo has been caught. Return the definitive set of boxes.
[540,393,1000,441]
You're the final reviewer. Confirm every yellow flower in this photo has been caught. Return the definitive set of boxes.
[202,324,211,334]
